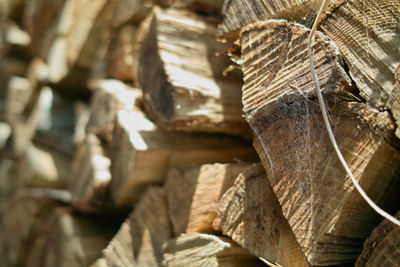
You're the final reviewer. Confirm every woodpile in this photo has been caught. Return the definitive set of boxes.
[0,0,399,266]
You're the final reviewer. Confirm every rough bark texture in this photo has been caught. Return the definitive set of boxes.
[214,164,309,267]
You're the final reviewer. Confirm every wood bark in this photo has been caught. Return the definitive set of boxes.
[155,0,224,14]
[320,0,400,111]
[86,79,142,144]
[214,164,308,267]
[355,211,400,267]
[162,233,264,267]
[92,186,171,267]
[69,134,113,213]
[391,66,400,138]
[110,108,257,206]
[136,7,249,135]
[218,0,335,41]
[165,163,251,236]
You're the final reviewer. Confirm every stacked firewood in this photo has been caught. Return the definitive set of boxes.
[0,0,399,266]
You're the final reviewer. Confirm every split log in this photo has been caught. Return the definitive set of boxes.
[391,66,400,138]
[218,0,336,41]
[355,211,400,266]
[155,0,224,14]
[102,24,137,82]
[2,188,70,266]
[165,163,251,236]
[251,100,400,265]
[136,7,249,135]
[92,186,171,267]
[111,0,153,28]
[213,164,308,267]
[110,108,257,206]
[3,21,31,59]
[2,59,48,157]
[24,208,118,267]
[86,79,142,143]
[320,0,400,111]
[240,20,353,122]
[25,143,71,188]
[162,233,264,267]
[69,134,113,213]
[23,0,65,58]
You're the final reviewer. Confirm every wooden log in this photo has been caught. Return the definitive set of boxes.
[2,188,70,266]
[155,0,224,14]
[213,164,308,267]
[92,186,171,267]
[2,59,48,157]
[69,133,113,213]
[24,208,118,267]
[3,21,31,59]
[111,0,153,28]
[165,163,251,236]
[110,108,257,206]
[251,100,400,265]
[23,0,65,58]
[218,0,336,41]
[162,233,264,267]
[102,24,137,82]
[355,211,400,267]
[86,79,142,143]
[240,20,353,122]
[136,7,249,135]
[391,66,400,138]
[320,0,400,111]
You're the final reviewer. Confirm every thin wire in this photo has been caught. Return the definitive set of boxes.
[307,0,400,226]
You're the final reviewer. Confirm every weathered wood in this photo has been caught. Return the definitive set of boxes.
[219,0,335,41]
[2,188,70,266]
[320,0,400,111]
[92,187,171,267]
[86,79,142,143]
[111,108,256,206]
[24,208,117,267]
[240,20,353,123]
[214,164,308,267]
[136,7,249,135]
[103,24,137,82]
[155,0,224,14]
[163,233,264,267]
[355,211,400,267]
[391,66,400,138]
[3,21,31,59]
[2,59,48,157]
[69,134,113,213]
[165,163,251,236]
[111,0,152,28]
[25,143,71,188]
[251,99,400,265]
[23,0,65,58]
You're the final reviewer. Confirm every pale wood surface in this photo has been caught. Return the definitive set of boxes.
[93,187,171,267]
[321,0,400,111]
[163,233,264,267]
[252,100,400,265]
[136,7,249,135]
[355,211,400,267]
[69,134,112,212]
[86,79,142,143]
[110,108,257,206]
[214,164,309,267]
[165,163,251,236]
